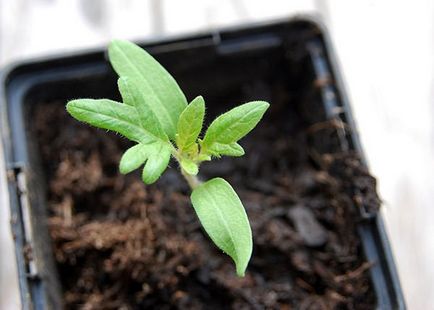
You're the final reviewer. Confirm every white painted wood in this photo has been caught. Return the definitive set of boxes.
[0,152,20,310]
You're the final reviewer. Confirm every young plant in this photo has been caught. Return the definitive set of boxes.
[66,40,269,277]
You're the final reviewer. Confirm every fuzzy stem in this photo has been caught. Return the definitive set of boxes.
[171,145,203,190]
[181,169,202,190]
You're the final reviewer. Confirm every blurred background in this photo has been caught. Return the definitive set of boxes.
[0,0,433,309]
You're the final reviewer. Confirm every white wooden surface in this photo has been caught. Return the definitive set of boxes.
[1,1,433,309]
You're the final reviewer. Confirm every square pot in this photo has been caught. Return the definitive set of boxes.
[0,18,404,309]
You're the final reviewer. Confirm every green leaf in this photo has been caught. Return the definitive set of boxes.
[142,142,171,184]
[119,142,171,184]
[109,39,187,140]
[180,157,198,175]
[117,77,167,140]
[66,99,155,144]
[207,142,245,157]
[190,178,253,276]
[202,101,269,156]
[176,96,205,152]
[117,77,135,107]
[119,144,149,174]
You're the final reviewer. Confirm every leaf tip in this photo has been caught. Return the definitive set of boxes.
[262,100,271,107]
[141,169,158,185]
[65,99,76,110]
[109,39,127,50]
[65,99,82,118]
[108,39,137,64]
[256,100,270,112]
[118,165,129,175]
[195,95,205,104]
[236,266,246,277]
[234,250,252,278]
[117,76,128,86]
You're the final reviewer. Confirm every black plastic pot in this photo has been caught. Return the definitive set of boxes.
[1,18,404,309]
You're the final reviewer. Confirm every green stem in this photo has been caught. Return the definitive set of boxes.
[171,144,202,190]
[181,168,202,190]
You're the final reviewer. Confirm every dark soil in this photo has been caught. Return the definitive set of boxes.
[33,96,379,309]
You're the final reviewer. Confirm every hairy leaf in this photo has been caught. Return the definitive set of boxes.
[176,96,205,152]
[141,142,171,184]
[117,77,167,140]
[119,142,171,184]
[207,142,245,157]
[119,144,148,174]
[190,178,253,276]
[66,99,156,144]
[109,40,187,140]
[202,101,269,156]
[117,77,135,107]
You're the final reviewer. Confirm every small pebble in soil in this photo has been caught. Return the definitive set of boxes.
[288,204,328,247]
